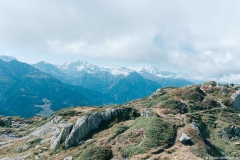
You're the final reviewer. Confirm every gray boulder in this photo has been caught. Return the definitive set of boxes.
[21,145,29,150]
[179,133,191,144]
[50,122,73,150]
[221,86,228,94]
[64,156,72,160]
[191,122,205,143]
[65,113,102,148]
[141,108,151,117]
[231,92,240,112]
[64,108,128,148]
[222,125,240,139]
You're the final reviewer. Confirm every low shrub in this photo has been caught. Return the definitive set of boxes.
[142,117,175,149]
[114,125,129,135]
[121,145,145,157]
[56,109,78,117]
[0,119,5,127]
[221,98,233,107]
[161,98,187,114]
[80,146,112,160]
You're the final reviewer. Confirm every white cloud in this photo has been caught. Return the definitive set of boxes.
[219,74,240,84]
[1,0,240,82]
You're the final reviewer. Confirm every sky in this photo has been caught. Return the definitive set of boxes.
[1,0,240,83]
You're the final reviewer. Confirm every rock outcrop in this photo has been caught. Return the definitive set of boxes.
[221,125,240,140]
[221,86,228,94]
[149,88,163,99]
[191,122,205,143]
[231,92,240,111]
[141,108,151,117]
[64,156,72,160]
[50,122,73,150]
[49,108,131,149]
[179,133,191,144]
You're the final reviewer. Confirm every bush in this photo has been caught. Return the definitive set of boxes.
[80,146,112,160]
[121,145,145,157]
[114,125,129,135]
[182,86,205,102]
[0,119,5,127]
[159,95,172,101]
[142,117,175,149]
[221,98,233,107]
[56,109,78,117]
[161,98,187,114]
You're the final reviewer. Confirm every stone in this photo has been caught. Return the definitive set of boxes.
[149,88,163,98]
[85,139,92,143]
[64,156,72,160]
[50,123,73,150]
[64,108,128,148]
[4,117,12,127]
[141,108,151,117]
[231,92,240,112]
[42,147,48,150]
[21,145,29,151]
[222,125,240,139]
[235,142,240,145]
[191,122,205,143]
[221,86,228,94]
[179,133,191,144]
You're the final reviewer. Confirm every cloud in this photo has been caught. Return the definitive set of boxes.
[1,0,240,82]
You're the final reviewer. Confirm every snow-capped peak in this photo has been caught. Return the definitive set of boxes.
[101,67,132,76]
[128,65,161,75]
[128,65,178,78]
[57,60,100,73]
[0,55,17,62]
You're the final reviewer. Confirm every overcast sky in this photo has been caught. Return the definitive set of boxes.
[1,0,240,83]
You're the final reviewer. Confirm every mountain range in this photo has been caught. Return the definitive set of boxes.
[34,60,193,89]
[34,60,194,103]
[0,55,193,118]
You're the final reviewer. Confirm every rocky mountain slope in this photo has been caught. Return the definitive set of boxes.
[0,81,240,159]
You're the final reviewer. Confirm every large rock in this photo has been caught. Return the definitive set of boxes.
[191,122,205,143]
[64,108,129,148]
[231,92,240,111]
[222,125,240,140]
[31,116,62,137]
[221,86,228,94]
[64,156,72,160]
[50,122,73,150]
[179,133,191,144]
[141,108,151,117]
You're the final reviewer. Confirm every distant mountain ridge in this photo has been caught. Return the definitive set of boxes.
[34,60,193,87]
